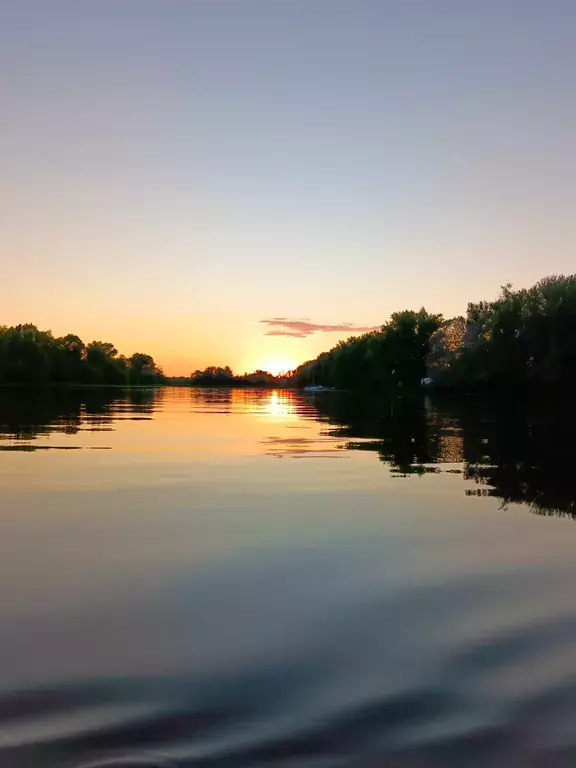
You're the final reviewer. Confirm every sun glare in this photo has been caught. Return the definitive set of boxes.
[259,357,296,376]
[265,391,296,418]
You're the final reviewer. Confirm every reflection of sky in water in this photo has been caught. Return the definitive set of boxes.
[1,388,576,519]
[0,388,574,765]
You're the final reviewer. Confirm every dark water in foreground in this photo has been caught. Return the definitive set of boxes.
[0,387,574,767]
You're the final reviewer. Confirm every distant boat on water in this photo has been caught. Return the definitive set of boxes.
[304,372,334,392]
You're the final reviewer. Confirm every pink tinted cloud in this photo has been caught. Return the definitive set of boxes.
[265,330,308,338]
[260,318,379,338]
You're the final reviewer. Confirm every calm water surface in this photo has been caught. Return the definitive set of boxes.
[0,387,574,767]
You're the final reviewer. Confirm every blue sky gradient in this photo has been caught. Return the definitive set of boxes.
[2,1,575,373]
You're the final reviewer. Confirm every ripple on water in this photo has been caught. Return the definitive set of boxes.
[0,600,574,768]
[0,388,575,767]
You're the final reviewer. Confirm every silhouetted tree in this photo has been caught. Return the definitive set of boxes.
[293,308,443,391]
[0,325,163,386]
[426,275,576,388]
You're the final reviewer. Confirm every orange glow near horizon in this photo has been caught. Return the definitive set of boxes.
[255,356,298,376]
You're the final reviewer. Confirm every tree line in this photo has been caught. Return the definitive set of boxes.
[293,274,576,391]
[5,274,575,390]
[427,274,576,387]
[177,366,288,387]
[0,324,163,386]
[293,308,443,389]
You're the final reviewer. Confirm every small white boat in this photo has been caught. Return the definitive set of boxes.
[304,371,334,392]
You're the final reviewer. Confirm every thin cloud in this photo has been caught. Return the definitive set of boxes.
[259,318,379,338]
[266,330,308,338]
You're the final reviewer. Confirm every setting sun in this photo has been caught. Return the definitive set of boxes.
[258,356,296,376]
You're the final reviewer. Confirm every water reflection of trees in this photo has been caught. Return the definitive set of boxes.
[320,394,440,474]
[0,388,159,443]
[3,387,575,518]
[313,393,576,519]
[188,387,233,412]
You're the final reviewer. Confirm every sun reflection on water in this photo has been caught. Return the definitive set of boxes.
[264,391,296,419]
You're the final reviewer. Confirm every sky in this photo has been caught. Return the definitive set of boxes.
[2,1,576,375]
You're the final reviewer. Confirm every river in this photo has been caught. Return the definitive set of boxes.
[0,387,574,767]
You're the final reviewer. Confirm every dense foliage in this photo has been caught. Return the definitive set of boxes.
[0,324,163,385]
[427,275,576,387]
[295,275,576,391]
[294,308,443,390]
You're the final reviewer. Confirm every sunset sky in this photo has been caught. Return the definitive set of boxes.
[2,1,576,375]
